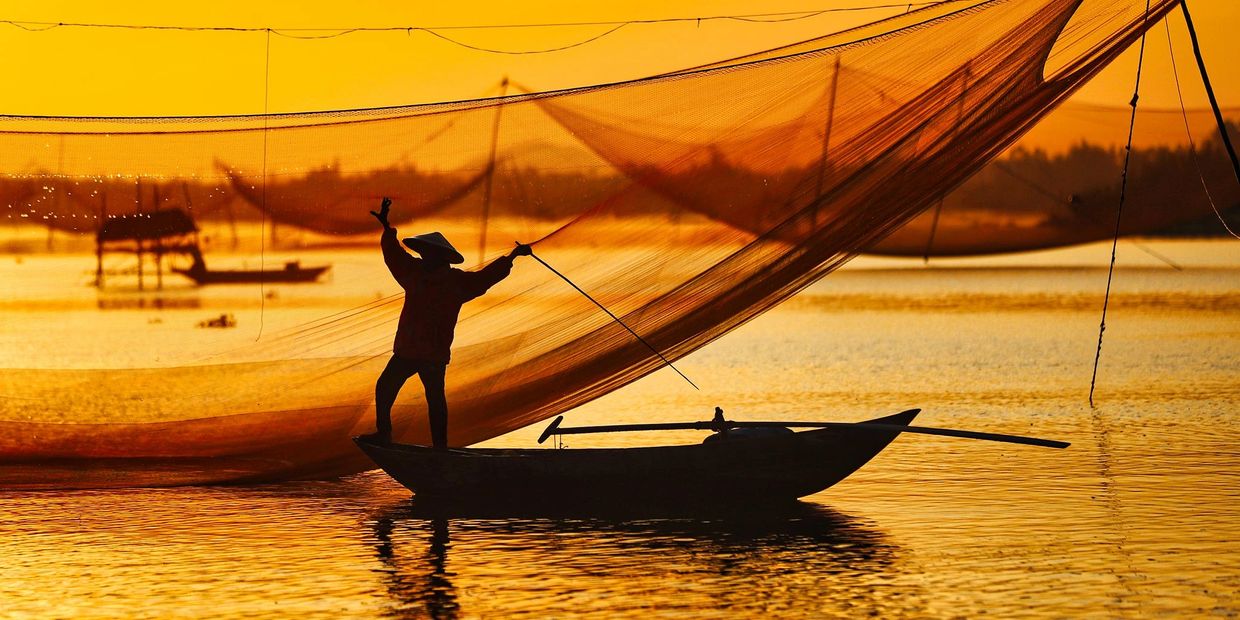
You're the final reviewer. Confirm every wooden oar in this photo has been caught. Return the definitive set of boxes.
[538,412,1069,449]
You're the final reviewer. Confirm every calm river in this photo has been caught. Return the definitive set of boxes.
[1,239,1236,618]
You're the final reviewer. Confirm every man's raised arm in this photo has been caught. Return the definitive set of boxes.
[460,242,532,300]
[372,197,415,280]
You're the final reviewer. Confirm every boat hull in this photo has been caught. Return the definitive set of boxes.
[355,410,917,504]
[172,265,330,284]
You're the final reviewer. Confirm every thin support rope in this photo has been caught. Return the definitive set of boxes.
[0,1,957,73]
[1179,0,1240,186]
[1167,7,1240,238]
[991,160,1182,269]
[1165,19,1237,238]
[419,23,628,55]
[1126,239,1183,270]
[0,4,940,34]
[0,4,943,55]
[1089,0,1151,408]
[529,250,700,391]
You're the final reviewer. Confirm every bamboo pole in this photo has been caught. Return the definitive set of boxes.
[95,193,106,288]
[539,411,1070,449]
[154,184,163,290]
[136,178,144,291]
[922,65,971,262]
[811,55,842,226]
[478,77,509,264]
[1180,0,1240,185]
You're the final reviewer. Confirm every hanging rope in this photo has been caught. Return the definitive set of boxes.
[1164,16,1239,239]
[527,248,700,391]
[1179,1,1239,186]
[0,3,941,54]
[2,4,941,33]
[419,24,629,55]
[1089,0,1151,408]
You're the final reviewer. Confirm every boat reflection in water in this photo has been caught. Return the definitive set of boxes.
[366,500,916,618]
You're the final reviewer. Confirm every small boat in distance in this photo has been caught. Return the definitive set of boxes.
[174,259,330,285]
[355,409,921,506]
[173,248,330,285]
[94,208,330,287]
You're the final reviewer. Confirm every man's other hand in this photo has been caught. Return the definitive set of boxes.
[370,197,392,228]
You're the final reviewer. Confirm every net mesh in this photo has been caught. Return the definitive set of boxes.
[0,0,1189,488]
[874,104,1239,256]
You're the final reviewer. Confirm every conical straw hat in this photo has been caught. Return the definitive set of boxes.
[402,232,465,264]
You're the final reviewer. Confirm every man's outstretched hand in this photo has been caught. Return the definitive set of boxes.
[370,197,392,229]
[511,242,533,258]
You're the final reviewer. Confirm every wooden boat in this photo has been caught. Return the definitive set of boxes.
[354,409,919,505]
[173,260,330,284]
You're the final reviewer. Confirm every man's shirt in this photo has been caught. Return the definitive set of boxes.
[382,227,513,363]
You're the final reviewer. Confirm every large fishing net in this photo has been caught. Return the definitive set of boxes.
[0,0,1195,487]
[874,103,1238,256]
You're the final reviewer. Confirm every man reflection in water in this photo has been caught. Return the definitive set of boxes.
[373,514,459,619]
[365,197,531,449]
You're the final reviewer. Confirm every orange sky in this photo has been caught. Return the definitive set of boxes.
[0,1,1235,118]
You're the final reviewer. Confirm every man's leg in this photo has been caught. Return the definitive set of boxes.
[374,355,418,442]
[418,362,449,450]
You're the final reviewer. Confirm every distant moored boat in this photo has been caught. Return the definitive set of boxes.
[173,259,331,285]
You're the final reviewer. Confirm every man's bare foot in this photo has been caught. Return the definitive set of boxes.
[358,432,391,445]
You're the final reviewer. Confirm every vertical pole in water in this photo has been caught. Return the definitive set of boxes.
[479,77,509,264]
[181,182,193,214]
[180,181,196,270]
[812,56,842,225]
[921,207,944,264]
[923,65,972,263]
[154,184,163,290]
[257,28,272,341]
[95,193,106,288]
[136,177,144,292]
[48,135,64,252]
[228,201,239,250]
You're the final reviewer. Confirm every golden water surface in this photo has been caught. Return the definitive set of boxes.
[0,239,1237,617]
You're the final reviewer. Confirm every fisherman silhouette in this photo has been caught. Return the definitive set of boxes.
[365,197,531,449]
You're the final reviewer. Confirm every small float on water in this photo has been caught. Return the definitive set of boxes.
[354,407,1068,506]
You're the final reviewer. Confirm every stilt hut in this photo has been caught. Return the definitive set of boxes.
[95,209,199,290]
